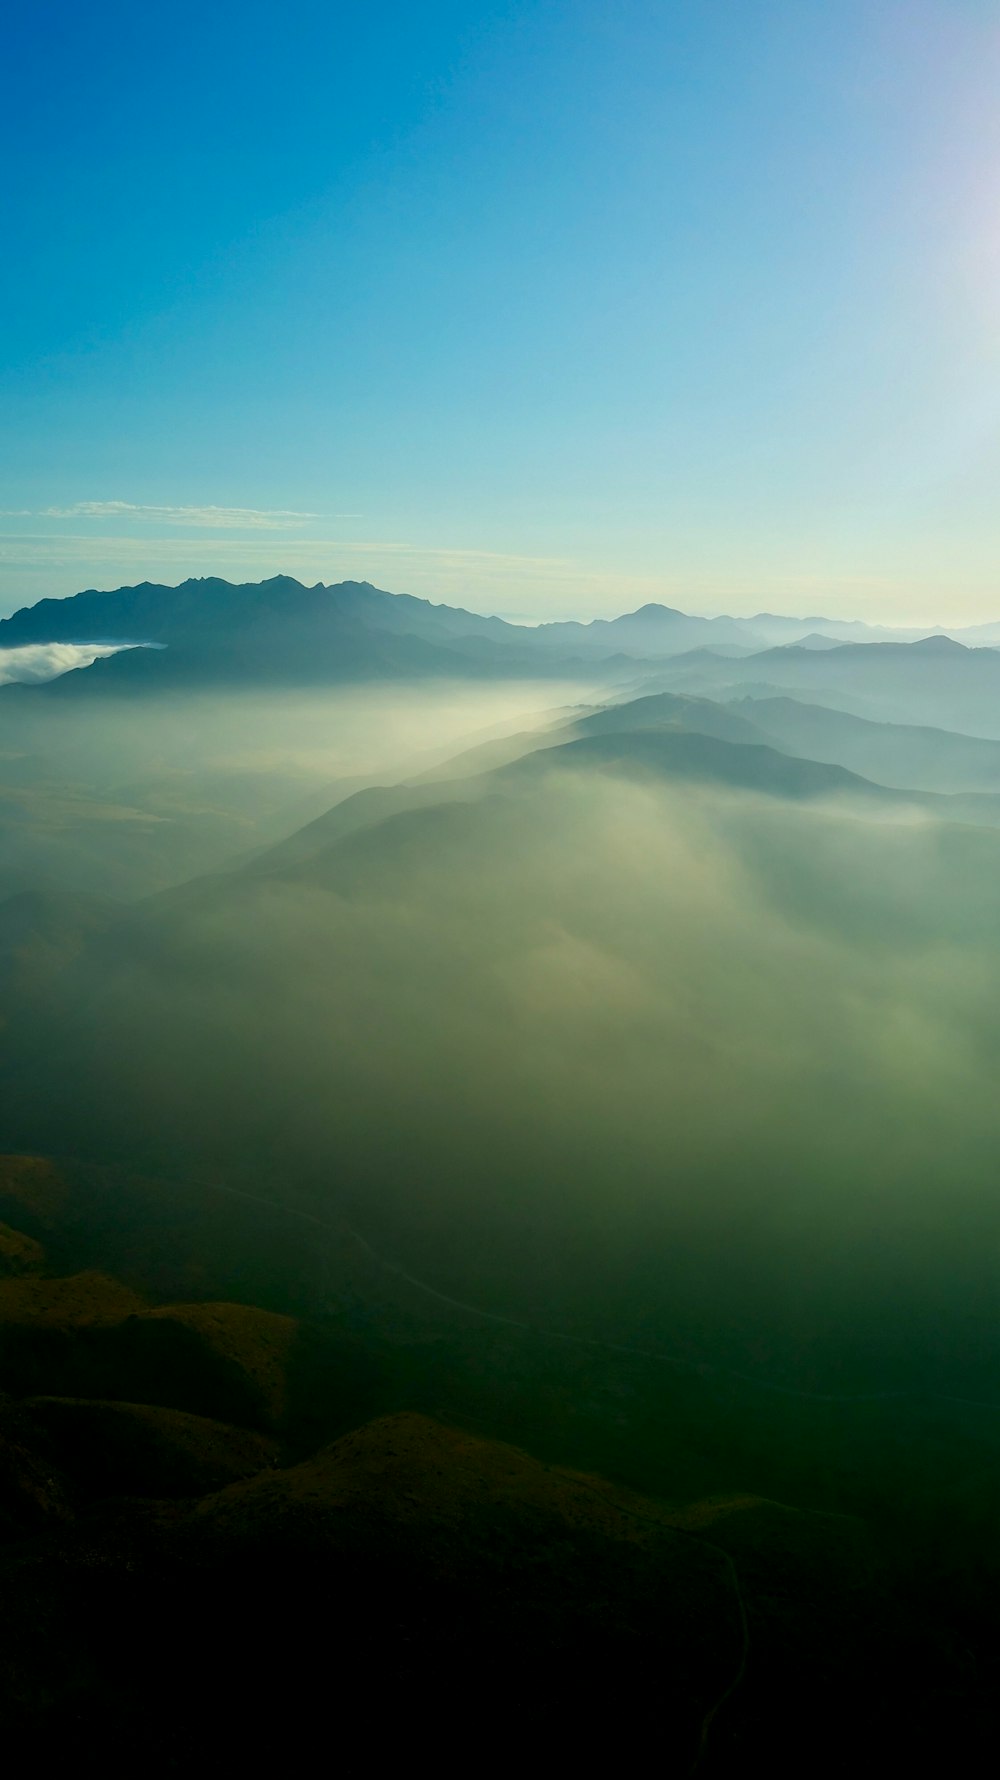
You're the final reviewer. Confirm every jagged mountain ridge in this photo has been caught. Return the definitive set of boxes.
[1,574,984,691]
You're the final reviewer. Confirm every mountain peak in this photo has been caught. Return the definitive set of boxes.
[618,602,685,622]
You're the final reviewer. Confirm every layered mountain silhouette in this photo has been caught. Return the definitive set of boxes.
[651,634,1000,737]
[736,695,1000,792]
[0,577,555,689]
[8,678,1000,1239]
[229,695,1000,884]
[3,574,993,694]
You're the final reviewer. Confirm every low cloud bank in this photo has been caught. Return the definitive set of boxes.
[0,641,130,685]
[11,762,1000,1391]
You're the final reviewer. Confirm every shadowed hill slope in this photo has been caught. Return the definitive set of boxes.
[3,576,969,703]
[240,699,1000,886]
[735,694,1000,792]
[0,576,886,672]
[651,634,1000,736]
[0,1405,955,1774]
[0,1271,295,1429]
[233,688,774,876]
[254,724,1000,891]
[1,1394,277,1507]
[0,1155,996,1771]
[0,576,614,690]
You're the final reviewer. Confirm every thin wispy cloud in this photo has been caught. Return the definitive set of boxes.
[0,530,569,573]
[0,531,593,620]
[0,529,933,626]
[1,501,360,530]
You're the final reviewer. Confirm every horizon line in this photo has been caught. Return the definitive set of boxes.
[1,570,998,637]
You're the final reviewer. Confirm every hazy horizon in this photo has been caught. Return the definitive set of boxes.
[2,568,999,636]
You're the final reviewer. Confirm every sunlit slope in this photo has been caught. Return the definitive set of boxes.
[0,666,608,903]
[243,694,1000,883]
[249,722,1000,887]
[236,689,774,874]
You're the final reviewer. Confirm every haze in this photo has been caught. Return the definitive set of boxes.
[4,6,1000,1770]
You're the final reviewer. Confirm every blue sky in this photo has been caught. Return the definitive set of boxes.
[2,0,999,621]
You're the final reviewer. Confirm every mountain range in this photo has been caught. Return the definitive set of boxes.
[642,634,1000,737]
[3,575,1000,694]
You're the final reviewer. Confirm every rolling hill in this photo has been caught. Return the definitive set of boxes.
[0,1154,993,1772]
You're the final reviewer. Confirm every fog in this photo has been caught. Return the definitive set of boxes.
[0,677,601,900]
[10,722,1000,1396]
[5,652,1000,1760]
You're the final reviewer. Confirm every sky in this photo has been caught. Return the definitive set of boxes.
[2,0,1000,624]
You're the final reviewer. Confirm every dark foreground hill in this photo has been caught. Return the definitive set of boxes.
[0,1152,996,1772]
[1,1403,889,1772]
[735,695,1000,792]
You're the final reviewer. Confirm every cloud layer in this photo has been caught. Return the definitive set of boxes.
[10,740,1000,1392]
[27,501,328,529]
[0,641,129,684]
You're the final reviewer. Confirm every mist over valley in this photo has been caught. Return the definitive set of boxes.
[6,5,1000,1762]
[2,573,999,1770]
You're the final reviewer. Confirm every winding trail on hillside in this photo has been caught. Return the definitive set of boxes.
[197,1177,1000,1414]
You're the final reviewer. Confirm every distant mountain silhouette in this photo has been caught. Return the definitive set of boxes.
[531,601,763,655]
[739,697,1000,793]
[532,604,954,652]
[2,575,980,693]
[649,635,1000,737]
[572,688,773,746]
[780,632,842,650]
[0,575,508,650]
[0,577,568,690]
[501,726,906,800]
